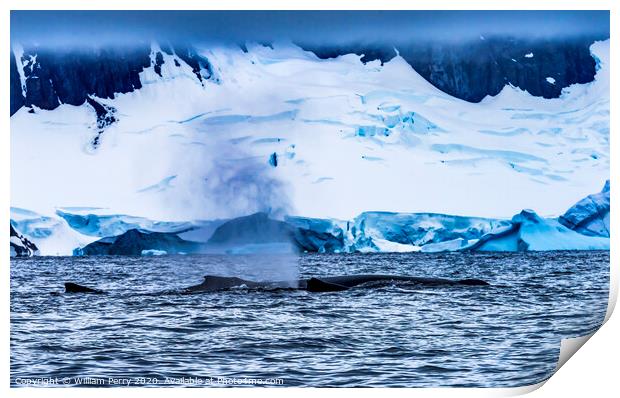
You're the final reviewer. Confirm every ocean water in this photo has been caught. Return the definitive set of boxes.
[10,251,609,387]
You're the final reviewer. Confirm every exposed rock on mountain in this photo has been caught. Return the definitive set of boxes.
[301,36,601,102]
[10,36,604,117]
[10,43,215,116]
[10,223,39,257]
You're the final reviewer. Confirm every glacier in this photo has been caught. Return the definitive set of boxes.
[10,40,610,222]
[10,207,98,256]
[55,208,215,238]
[18,177,609,255]
[9,38,609,255]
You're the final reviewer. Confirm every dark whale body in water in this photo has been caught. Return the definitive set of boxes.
[182,274,490,293]
[63,274,489,294]
[64,282,105,294]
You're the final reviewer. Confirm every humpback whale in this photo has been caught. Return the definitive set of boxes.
[64,282,105,294]
[186,274,489,293]
[64,274,488,294]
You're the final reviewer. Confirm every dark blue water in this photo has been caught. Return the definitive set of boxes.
[11,251,609,387]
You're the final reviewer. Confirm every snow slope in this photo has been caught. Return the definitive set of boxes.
[10,41,609,226]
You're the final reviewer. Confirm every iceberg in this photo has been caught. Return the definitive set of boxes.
[558,180,610,237]
[470,210,609,252]
[141,249,168,256]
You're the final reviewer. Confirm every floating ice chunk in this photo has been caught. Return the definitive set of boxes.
[141,249,167,256]
[524,52,534,58]
[546,77,556,85]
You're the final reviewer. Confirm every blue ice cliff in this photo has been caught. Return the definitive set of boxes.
[467,209,609,252]
[558,180,610,237]
[10,182,610,255]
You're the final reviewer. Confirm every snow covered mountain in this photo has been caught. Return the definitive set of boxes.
[302,35,601,102]
[10,37,609,255]
[10,37,601,115]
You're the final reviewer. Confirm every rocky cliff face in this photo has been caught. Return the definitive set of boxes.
[10,36,604,115]
[10,43,215,116]
[301,35,602,102]
[10,224,39,257]
[10,53,25,115]
[11,45,150,113]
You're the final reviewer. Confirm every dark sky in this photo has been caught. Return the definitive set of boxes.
[11,10,610,47]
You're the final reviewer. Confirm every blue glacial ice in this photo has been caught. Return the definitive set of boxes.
[470,209,609,251]
[141,249,168,256]
[56,210,200,238]
[12,181,611,255]
[286,215,347,253]
[558,180,610,237]
[349,211,510,252]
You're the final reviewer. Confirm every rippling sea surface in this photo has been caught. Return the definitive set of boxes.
[11,251,609,387]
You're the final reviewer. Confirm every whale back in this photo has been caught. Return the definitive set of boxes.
[185,275,263,292]
[64,282,104,294]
